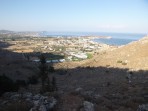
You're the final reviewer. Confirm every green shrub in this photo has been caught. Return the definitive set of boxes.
[117,60,122,63]
[122,62,127,65]
[87,53,93,59]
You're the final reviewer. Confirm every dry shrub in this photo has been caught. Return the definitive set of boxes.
[1,101,32,111]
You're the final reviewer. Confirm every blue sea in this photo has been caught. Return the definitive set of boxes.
[93,33,145,46]
[42,32,146,46]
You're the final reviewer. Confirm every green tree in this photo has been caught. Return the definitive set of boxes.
[39,54,49,92]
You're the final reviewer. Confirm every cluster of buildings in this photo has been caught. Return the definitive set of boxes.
[4,36,110,63]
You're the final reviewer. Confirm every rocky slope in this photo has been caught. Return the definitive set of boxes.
[80,36,148,70]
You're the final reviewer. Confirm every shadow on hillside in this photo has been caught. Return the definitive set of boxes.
[0,40,65,95]
[0,41,23,61]
[0,41,64,81]
[0,41,13,48]
[0,40,148,82]
[53,66,148,111]
[0,40,64,59]
[0,40,148,81]
[55,66,148,93]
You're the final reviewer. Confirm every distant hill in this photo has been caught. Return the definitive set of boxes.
[0,30,43,37]
[0,30,14,34]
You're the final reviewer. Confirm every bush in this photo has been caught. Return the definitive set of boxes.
[87,53,93,59]
[49,66,55,72]
[28,75,38,85]
[117,60,122,63]
[16,80,27,88]
[122,62,127,65]
[0,75,18,96]
[1,101,32,111]
[51,76,58,91]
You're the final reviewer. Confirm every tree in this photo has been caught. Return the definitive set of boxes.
[51,76,58,91]
[39,54,49,92]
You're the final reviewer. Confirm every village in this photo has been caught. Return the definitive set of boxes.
[1,36,111,62]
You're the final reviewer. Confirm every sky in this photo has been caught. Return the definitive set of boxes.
[0,0,148,33]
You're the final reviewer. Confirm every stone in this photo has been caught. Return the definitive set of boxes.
[94,94,101,99]
[33,100,40,107]
[39,105,47,111]
[1,100,8,105]
[1,92,57,111]
[83,101,94,111]
[23,92,33,98]
[48,97,57,109]
[75,87,83,92]
[10,94,21,100]
[83,91,93,97]
[33,94,41,100]
[138,104,148,111]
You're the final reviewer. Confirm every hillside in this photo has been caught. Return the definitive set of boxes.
[0,36,148,111]
[52,36,148,111]
[78,36,148,70]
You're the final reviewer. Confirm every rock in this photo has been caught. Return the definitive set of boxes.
[83,101,94,111]
[10,94,21,100]
[1,92,57,111]
[138,104,148,111]
[33,94,41,100]
[83,91,93,97]
[1,100,8,105]
[33,100,40,107]
[26,98,32,102]
[2,92,13,98]
[94,94,101,99]
[48,97,57,109]
[39,105,47,111]
[75,87,83,92]
[23,92,32,99]
[31,96,57,111]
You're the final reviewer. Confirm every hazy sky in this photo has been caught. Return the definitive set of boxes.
[0,0,148,33]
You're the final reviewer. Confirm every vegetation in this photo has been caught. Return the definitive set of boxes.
[51,76,58,91]
[1,101,32,111]
[122,62,127,65]
[49,66,55,72]
[117,60,127,65]
[39,54,50,93]
[0,75,18,96]
[28,75,39,85]
[87,53,93,59]
[117,60,122,63]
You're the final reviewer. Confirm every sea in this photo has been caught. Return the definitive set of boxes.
[42,32,146,46]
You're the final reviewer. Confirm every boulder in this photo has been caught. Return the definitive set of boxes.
[75,87,83,92]
[138,104,148,111]
[83,101,94,111]
[39,105,47,111]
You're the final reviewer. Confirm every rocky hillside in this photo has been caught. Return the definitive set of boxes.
[80,36,148,70]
